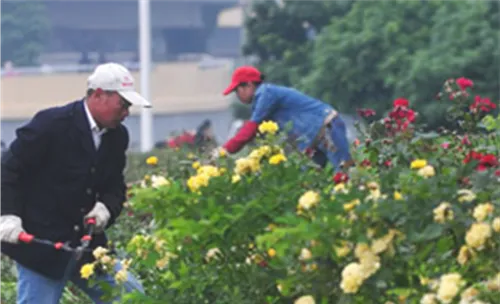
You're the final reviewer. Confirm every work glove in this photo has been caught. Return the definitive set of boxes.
[84,202,110,233]
[0,215,25,244]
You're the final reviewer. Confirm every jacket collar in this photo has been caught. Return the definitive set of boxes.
[73,99,102,155]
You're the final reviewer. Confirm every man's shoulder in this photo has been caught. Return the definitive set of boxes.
[31,100,82,126]
[257,83,306,97]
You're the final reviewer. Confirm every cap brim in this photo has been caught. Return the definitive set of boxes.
[223,82,239,96]
[118,90,152,108]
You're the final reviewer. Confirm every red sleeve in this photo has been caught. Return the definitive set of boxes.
[223,121,258,153]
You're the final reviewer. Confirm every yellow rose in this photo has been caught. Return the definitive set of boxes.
[235,157,260,175]
[358,250,381,278]
[472,203,494,222]
[151,175,170,188]
[192,161,201,169]
[340,262,365,294]
[156,256,169,269]
[269,153,287,165]
[80,263,95,280]
[465,222,492,250]
[146,156,158,166]
[343,199,360,212]
[437,273,464,303]
[299,248,313,261]
[267,248,277,258]
[205,248,221,262]
[218,148,227,157]
[486,273,500,291]
[457,245,473,265]
[231,174,241,184]
[187,173,211,193]
[334,241,351,258]
[460,286,479,301]
[420,293,437,304]
[92,246,109,259]
[410,159,427,169]
[197,165,220,178]
[114,269,128,284]
[297,191,320,211]
[393,191,403,200]
[258,121,279,135]
[418,165,436,178]
[492,217,500,232]
[294,295,315,304]
[122,258,133,269]
[433,202,454,224]
[334,183,348,194]
[457,189,476,203]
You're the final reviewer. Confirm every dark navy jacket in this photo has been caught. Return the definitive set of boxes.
[1,100,128,280]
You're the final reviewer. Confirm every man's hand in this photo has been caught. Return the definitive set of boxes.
[84,202,110,233]
[0,215,25,244]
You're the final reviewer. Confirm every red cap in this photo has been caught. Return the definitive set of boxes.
[223,66,262,95]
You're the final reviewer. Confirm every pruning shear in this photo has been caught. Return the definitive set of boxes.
[18,218,97,281]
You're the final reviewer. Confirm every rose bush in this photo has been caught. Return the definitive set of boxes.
[81,77,500,304]
[2,78,498,304]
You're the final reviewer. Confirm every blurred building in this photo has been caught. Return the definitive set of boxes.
[1,0,247,149]
[40,0,242,63]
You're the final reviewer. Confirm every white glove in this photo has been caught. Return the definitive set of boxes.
[0,215,25,244]
[84,202,110,233]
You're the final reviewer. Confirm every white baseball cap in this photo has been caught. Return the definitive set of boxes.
[87,62,152,108]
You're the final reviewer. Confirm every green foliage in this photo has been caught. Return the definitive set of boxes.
[242,0,355,86]
[80,78,500,303]
[1,1,51,66]
[242,0,500,130]
[2,75,500,303]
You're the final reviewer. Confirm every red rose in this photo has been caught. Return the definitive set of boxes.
[360,159,371,167]
[333,172,349,184]
[393,98,409,108]
[304,147,315,158]
[477,154,499,171]
[356,108,376,117]
[461,135,471,146]
[461,177,471,186]
[470,96,497,113]
[456,77,474,91]
[463,151,483,164]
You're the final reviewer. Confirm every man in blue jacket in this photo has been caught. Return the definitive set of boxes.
[0,63,148,303]
[217,66,353,170]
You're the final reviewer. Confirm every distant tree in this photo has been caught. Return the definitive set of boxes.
[242,0,355,86]
[300,0,499,129]
[1,1,51,66]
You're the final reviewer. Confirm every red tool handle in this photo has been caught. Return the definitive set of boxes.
[18,232,34,243]
[85,217,96,226]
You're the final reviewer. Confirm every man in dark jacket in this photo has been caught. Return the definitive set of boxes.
[0,62,150,303]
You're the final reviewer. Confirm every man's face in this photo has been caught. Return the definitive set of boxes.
[93,89,131,128]
[235,83,256,104]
